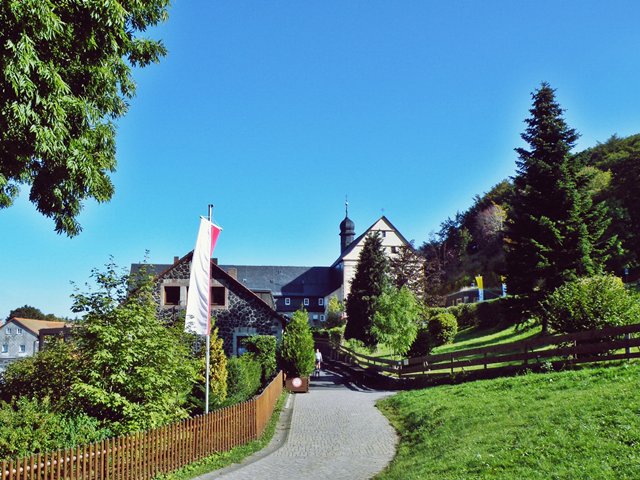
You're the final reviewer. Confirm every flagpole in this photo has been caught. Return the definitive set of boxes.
[205,203,213,414]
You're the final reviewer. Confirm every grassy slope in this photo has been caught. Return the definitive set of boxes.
[433,322,542,355]
[357,322,542,360]
[376,363,640,480]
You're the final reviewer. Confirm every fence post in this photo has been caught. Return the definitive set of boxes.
[450,354,454,375]
[483,352,487,370]
[625,333,631,359]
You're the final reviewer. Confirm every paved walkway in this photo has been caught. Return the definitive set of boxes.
[197,369,398,480]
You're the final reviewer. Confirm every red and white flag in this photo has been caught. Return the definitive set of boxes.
[185,217,222,335]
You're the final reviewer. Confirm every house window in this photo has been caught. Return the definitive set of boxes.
[285,298,291,306]
[236,336,249,356]
[312,314,319,320]
[211,286,226,307]
[164,286,181,306]
[463,296,469,304]
[391,246,398,254]
[6,327,12,335]
[19,345,26,353]
[304,298,309,306]
[381,231,386,237]
[16,327,23,335]
[320,315,325,322]
[318,298,324,306]
[1,344,7,353]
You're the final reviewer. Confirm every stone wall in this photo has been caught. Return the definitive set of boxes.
[152,260,283,356]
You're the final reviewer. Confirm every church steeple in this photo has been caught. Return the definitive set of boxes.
[339,198,355,253]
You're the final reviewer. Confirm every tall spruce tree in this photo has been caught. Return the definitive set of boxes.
[345,231,388,347]
[505,83,610,326]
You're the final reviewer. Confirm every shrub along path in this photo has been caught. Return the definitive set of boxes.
[196,369,397,480]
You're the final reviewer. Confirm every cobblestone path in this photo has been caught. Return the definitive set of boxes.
[198,369,397,480]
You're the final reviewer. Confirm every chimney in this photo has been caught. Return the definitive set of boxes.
[173,256,180,264]
[228,267,237,280]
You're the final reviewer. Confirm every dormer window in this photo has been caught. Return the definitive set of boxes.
[318,298,324,306]
[285,298,291,306]
[304,298,309,306]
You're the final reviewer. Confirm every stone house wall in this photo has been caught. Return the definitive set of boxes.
[151,260,283,356]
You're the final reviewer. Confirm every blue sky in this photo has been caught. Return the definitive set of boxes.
[2,1,640,320]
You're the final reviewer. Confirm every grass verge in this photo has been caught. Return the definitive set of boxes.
[376,362,640,480]
[155,392,288,480]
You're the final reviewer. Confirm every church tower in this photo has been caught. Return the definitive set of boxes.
[339,200,355,253]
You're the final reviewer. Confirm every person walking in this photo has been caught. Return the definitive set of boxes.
[314,348,323,377]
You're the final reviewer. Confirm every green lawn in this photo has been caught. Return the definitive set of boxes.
[376,362,640,480]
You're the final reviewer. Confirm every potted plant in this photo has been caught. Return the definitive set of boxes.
[280,308,315,392]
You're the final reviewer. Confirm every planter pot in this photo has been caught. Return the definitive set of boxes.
[285,376,309,393]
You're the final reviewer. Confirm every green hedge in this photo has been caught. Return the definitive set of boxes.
[444,296,527,329]
[225,355,262,405]
[0,397,110,461]
[243,335,277,382]
[543,275,640,333]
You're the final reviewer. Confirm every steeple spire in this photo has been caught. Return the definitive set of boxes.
[339,197,355,253]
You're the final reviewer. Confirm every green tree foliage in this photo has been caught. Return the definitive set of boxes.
[187,326,228,414]
[0,339,78,405]
[0,0,170,236]
[345,231,389,347]
[408,328,431,358]
[325,296,346,328]
[280,308,315,377]
[207,327,228,407]
[505,83,613,323]
[574,134,640,272]
[419,180,513,300]
[244,335,277,382]
[0,397,109,461]
[69,261,198,433]
[543,275,640,333]
[6,305,62,321]
[225,355,262,405]
[372,286,420,356]
[389,244,426,301]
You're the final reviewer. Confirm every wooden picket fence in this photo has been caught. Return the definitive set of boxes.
[1,371,283,480]
[330,323,640,383]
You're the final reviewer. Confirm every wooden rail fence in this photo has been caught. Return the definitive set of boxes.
[331,323,640,382]
[1,371,283,480]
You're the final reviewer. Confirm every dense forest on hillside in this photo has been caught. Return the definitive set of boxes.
[420,133,640,297]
